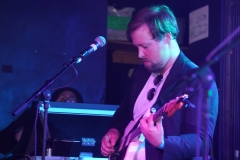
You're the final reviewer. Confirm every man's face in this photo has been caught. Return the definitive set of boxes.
[131,24,170,73]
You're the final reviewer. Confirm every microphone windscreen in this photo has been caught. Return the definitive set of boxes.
[95,36,106,47]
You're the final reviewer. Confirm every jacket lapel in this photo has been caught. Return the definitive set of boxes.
[157,52,198,106]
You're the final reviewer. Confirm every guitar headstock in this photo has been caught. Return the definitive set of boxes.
[164,94,193,117]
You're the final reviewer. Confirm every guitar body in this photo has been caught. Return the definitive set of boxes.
[109,146,127,160]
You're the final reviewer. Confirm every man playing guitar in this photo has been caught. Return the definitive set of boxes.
[101,4,218,160]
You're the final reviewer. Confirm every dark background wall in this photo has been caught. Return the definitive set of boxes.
[188,0,221,85]
[0,0,107,130]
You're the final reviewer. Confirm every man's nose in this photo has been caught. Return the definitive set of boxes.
[138,49,144,58]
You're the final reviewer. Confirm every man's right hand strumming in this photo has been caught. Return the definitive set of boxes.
[101,128,121,157]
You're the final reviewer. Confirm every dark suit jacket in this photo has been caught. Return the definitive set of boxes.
[109,52,219,160]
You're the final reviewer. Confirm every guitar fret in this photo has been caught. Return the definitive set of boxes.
[153,104,165,121]
[130,127,141,140]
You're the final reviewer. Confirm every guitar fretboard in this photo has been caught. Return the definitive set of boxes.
[129,104,167,141]
[129,127,141,140]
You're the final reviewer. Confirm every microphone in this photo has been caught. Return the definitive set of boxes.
[80,36,106,57]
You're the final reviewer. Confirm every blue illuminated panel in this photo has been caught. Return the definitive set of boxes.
[39,102,119,117]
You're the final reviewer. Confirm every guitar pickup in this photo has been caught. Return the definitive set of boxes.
[81,138,96,146]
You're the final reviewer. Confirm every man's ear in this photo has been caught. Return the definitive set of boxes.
[164,32,173,44]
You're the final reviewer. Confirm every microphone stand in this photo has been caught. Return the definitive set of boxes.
[12,55,83,116]
[41,89,51,160]
[12,55,83,160]
[194,67,215,160]
[188,26,240,159]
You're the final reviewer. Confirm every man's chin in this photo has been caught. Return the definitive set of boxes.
[144,64,161,73]
[143,64,154,73]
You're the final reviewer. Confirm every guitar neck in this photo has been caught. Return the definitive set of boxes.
[129,104,166,141]
[129,127,141,141]
[153,104,166,122]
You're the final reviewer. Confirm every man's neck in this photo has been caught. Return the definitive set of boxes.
[160,40,180,75]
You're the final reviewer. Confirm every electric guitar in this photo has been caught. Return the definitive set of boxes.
[109,94,194,160]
